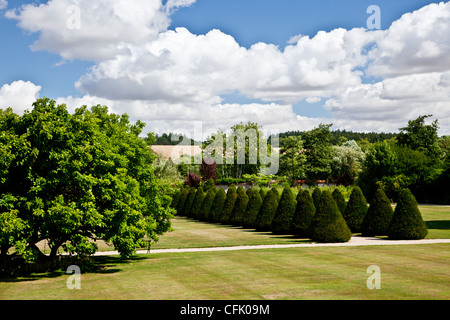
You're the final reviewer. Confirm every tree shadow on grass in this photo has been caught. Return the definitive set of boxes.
[0,255,149,282]
[426,220,450,230]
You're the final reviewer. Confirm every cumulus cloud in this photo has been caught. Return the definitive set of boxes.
[0,81,41,114]
[5,0,193,61]
[0,0,7,11]
[367,1,450,77]
[4,1,450,136]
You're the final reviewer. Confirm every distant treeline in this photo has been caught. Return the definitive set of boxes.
[278,129,398,146]
[154,130,398,146]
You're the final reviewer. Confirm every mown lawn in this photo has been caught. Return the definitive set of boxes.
[1,244,449,300]
[1,205,448,300]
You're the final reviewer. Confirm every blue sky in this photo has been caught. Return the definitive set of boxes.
[0,0,449,135]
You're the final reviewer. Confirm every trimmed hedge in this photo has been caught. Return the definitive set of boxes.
[241,188,263,229]
[291,189,316,238]
[200,187,217,221]
[184,187,197,218]
[312,187,322,208]
[208,188,227,223]
[271,187,297,235]
[310,190,352,243]
[361,188,394,236]
[220,186,237,224]
[175,187,189,216]
[190,187,205,220]
[229,186,249,226]
[343,186,368,233]
[388,188,428,240]
[332,188,347,215]
[254,188,279,231]
[170,189,181,210]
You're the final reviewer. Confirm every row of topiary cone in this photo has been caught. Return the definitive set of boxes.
[171,184,428,243]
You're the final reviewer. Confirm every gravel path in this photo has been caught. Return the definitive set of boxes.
[93,237,450,256]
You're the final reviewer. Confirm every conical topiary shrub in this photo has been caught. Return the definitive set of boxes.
[343,186,368,233]
[190,187,205,220]
[291,189,316,238]
[229,186,249,226]
[220,185,237,224]
[241,188,263,229]
[170,189,181,209]
[200,187,217,221]
[175,187,190,216]
[361,188,394,236]
[259,188,268,200]
[312,187,322,208]
[332,188,347,215]
[208,188,227,223]
[271,187,297,235]
[310,190,352,243]
[388,188,428,240]
[184,187,197,218]
[254,187,279,231]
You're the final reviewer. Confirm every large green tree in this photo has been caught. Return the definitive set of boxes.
[0,99,173,261]
[279,136,307,185]
[303,124,334,181]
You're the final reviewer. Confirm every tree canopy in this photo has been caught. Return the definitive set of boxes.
[0,98,174,262]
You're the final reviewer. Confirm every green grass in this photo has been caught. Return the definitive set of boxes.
[1,205,448,300]
[1,244,449,300]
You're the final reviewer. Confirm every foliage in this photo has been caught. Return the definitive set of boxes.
[190,187,205,220]
[200,158,218,181]
[200,187,217,221]
[343,186,368,233]
[152,156,182,182]
[220,186,237,224]
[279,136,307,185]
[332,188,347,215]
[170,189,181,210]
[291,189,315,238]
[185,172,201,188]
[229,186,249,226]
[331,140,365,186]
[254,188,279,231]
[397,115,440,158]
[312,187,322,209]
[183,187,197,218]
[388,189,428,240]
[175,187,189,216]
[208,188,227,223]
[310,191,352,243]
[303,124,334,180]
[241,188,263,229]
[0,99,173,261]
[242,174,287,187]
[271,187,297,235]
[361,188,394,236]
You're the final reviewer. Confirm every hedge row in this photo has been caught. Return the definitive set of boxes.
[170,185,428,242]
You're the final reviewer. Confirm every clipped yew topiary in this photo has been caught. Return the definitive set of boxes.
[175,187,190,216]
[271,187,297,235]
[291,189,316,238]
[312,187,322,208]
[332,188,347,215]
[200,187,217,221]
[241,188,263,229]
[190,187,205,220]
[361,188,394,236]
[343,186,368,233]
[259,188,268,200]
[254,188,279,231]
[183,187,197,218]
[310,190,352,243]
[208,188,227,223]
[388,188,428,240]
[220,186,237,224]
[170,189,181,210]
[229,186,249,226]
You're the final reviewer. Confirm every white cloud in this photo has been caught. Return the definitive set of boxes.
[0,81,41,114]
[5,0,188,61]
[0,0,7,11]
[367,1,450,77]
